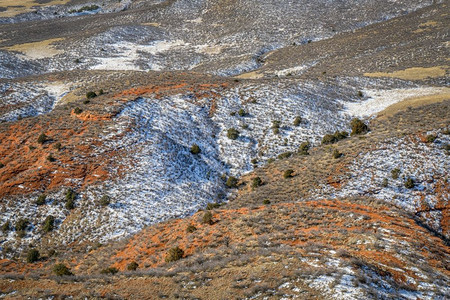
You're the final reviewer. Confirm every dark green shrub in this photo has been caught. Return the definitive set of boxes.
[83,99,90,104]
[100,267,118,275]
[53,143,62,150]
[127,261,138,271]
[230,111,236,116]
[272,120,281,129]
[251,158,258,165]
[15,218,29,232]
[73,107,83,114]
[100,195,110,207]
[37,133,47,144]
[332,149,342,159]
[405,177,415,189]
[53,263,72,276]
[226,176,238,188]
[65,189,76,209]
[298,141,310,155]
[381,178,388,187]
[277,152,292,160]
[0,162,4,168]
[251,177,263,189]
[242,123,249,130]
[190,144,201,155]
[99,89,104,95]
[358,90,364,98]
[65,199,74,210]
[202,211,213,225]
[36,194,46,206]
[293,116,302,126]
[66,189,76,201]
[350,118,369,136]
[322,131,348,145]
[43,215,55,232]
[186,224,197,233]
[47,154,56,162]
[263,199,271,205]
[206,202,220,210]
[425,134,437,143]
[283,169,294,179]
[86,91,97,99]
[1,221,10,233]
[391,168,400,179]
[267,158,275,164]
[165,247,184,262]
[227,128,240,140]
[238,109,247,117]
[273,127,280,135]
[26,249,40,263]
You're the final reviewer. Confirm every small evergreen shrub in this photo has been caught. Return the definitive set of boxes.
[251,176,263,188]
[425,134,437,143]
[283,169,294,178]
[273,127,280,135]
[202,211,213,225]
[391,168,400,179]
[358,90,364,98]
[53,142,62,150]
[267,158,275,164]
[0,162,4,168]
[127,261,138,271]
[298,141,310,155]
[65,189,76,209]
[322,131,348,144]
[251,158,258,165]
[263,199,271,205]
[186,225,197,233]
[227,128,240,140]
[37,133,47,144]
[272,120,281,129]
[350,118,369,136]
[381,178,388,187]
[293,116,302,126]
[226,176,238,188]
[26,249,40,263]
[277,152,292,160]
[47,154,56,162]
[86,91,97,99]
[99,195,110,207]
[43,215,55,232]
[190,144,201,155]
[238,109,247,117]
[100,267,118,275]
[15,218,29,232]
[405,177,415,189]
[53,263,73,276]
[36,194,47,206]
[98,89,104,95]
[332,149,342,159]
[73,107,83,114]
[165,247,184,262]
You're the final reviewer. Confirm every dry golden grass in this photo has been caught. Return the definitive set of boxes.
[3,38,64,59]
[0,0,69,17]
[364,66,448,80]
[377,88,450,118]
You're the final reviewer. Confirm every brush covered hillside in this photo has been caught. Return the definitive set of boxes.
[0,0,449,299]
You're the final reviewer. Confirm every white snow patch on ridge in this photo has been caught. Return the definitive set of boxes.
[342,87,447,118]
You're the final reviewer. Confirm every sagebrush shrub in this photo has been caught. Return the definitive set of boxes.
[283,169,294,178]
[227,128,239,140]
[127,261,138,271]
[202,211,213,225]
[190,144,201,154]
[26,249,40,263]
[53,263,73,276]
[165,247,184,262]
[350,118,369,135]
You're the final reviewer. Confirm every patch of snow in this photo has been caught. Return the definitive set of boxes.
[342,87,447,118]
